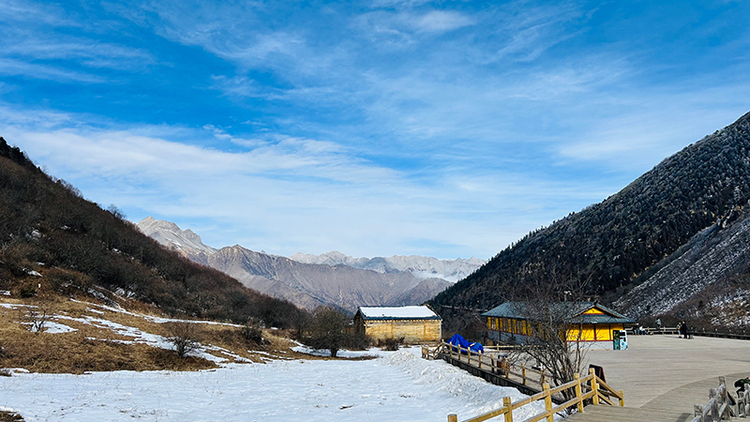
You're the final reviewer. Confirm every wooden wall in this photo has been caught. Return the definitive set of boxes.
[361,319,442,343]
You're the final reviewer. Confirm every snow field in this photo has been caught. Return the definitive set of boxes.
[1,348,556,422]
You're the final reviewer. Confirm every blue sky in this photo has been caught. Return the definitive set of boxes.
[1,0,749,259]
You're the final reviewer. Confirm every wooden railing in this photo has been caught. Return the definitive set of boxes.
[447,368,624,422]
[422,341,548,388]
[635,326,750,340]
[691,376,741,422]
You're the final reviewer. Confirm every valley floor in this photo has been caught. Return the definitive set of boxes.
[1,347,548,422]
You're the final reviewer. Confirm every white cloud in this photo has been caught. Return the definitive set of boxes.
[0,58,105,83]
[0,110,615,259]
[413,11,475,33]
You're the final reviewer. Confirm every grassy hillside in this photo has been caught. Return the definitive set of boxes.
[430,111,750,324]
[0,137,300,327]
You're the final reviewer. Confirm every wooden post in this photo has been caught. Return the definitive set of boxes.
[540,369,545,385]
[522,363,527,385]
[448,414,458,422]
[503,397,513,422]
[619,390,624,407]
[590,368,600,405]
[543,383,553,422]
[574,373,584,413]
[491,355,496,374]
[709,387,717,421]
[694,404,703,422]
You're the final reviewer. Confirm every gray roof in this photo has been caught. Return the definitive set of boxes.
[481,301,635,325]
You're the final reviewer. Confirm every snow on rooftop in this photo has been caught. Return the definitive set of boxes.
[358,306,439,319]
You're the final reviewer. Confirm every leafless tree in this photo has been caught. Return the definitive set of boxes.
[165,322,202,358]
[507,262,594,400]
[307,307,348,357]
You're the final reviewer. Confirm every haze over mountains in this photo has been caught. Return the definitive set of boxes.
[137,217,484,312]
[431,111,750,329]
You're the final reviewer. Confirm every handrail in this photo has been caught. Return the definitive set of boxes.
[431,341,550,387]
[691,376,737,422]
[447,368,624,422]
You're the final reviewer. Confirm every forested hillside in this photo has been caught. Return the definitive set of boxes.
[431,111,750,324]
[0,138,300,327]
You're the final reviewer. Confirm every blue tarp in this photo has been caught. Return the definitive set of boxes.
[448,334,483,354]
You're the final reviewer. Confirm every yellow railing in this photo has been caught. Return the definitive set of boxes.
[447,368,624,422]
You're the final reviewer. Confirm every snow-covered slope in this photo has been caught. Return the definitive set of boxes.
[290,251,485,283]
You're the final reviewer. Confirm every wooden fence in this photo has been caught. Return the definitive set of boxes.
[690,376,750,422]
[422,342,547,388]
[446,368,623,422]
[634,326,750,340]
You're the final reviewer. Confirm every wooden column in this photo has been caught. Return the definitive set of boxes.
[447,414,458,422]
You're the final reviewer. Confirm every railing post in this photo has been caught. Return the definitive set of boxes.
[522,363,527,385]
[543,383,553,422]
[503,397,513,422]
[448,414,458,422]
[619,390,624,407]
[540,369,545,385]
[694,404,703,422]
[590,368,600,405]
[574,373,584,413]
[491,355,496,374]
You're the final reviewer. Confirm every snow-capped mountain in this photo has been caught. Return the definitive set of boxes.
[290,251,485,283]
[136,217,216,255]
[135,218,461,311]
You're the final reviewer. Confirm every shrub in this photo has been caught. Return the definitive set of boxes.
[19,306,50,333]
[378,337,404,351]
[241,323,264,345]
[165,322,201,358]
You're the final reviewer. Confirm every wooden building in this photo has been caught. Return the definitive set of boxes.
[482,301,635,349]
[354,306,442,343]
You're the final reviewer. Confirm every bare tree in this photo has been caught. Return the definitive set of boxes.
[165,322,201,357]
[307,307,348,357]
[506,262,594,400]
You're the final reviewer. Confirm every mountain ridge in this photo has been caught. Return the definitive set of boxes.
[136,218,472,312]
[430,110,750,329]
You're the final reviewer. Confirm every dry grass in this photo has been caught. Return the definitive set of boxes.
[0,289,319,373]
[0,308,217,373]
[0,411,24,422]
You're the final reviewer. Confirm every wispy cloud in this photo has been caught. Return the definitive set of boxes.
[0,58,105,83]
[2,0,749,259]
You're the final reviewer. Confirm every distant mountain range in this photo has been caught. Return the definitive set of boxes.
[137,217,485,312]
[431,111,750,329]
[290,251,484,283]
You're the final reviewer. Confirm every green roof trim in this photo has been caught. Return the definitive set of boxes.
[481,301,635,325]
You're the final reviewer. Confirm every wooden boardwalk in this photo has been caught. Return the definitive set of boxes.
[566,334,750,421]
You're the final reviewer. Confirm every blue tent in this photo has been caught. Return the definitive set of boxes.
[469,342,484,353]
[448,334,483,354]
